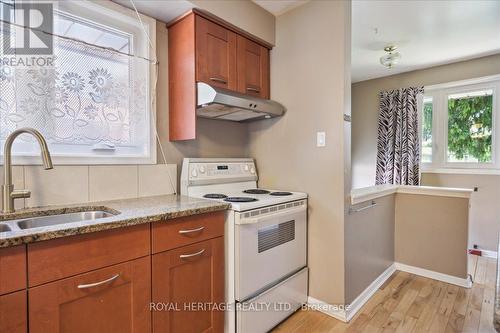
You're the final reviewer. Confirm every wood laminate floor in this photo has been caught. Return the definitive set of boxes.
[272,255,497,333]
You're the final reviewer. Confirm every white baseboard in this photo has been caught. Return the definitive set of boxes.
[307,296,348,322]
[394,262,472,288]
[344,263,396,321]
[307,263,396,323]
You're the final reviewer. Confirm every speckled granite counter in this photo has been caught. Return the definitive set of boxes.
[0,195,229,248]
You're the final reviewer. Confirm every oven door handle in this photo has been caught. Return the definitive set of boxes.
[236,205,306,225]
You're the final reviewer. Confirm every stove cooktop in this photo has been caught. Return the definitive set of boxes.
[270,191,293,196]
[224,197,259,203]
[243,189,270,195]
[203,194,228,199]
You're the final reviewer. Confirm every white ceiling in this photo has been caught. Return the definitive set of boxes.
[352,0,500,83]
[252,0,309,16]
[112,0,194,24]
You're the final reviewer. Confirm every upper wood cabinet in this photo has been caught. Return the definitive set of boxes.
[237,36,270,99]
[196,16,237,91]
[168,9,273,141]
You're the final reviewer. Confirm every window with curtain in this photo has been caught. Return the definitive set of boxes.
[0,0,156,164]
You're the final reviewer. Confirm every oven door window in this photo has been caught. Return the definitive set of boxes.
[258,220,295,253]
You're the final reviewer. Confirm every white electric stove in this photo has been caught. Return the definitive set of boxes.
[181,158,308,333]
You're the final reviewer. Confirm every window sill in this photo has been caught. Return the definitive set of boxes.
[421,168,500,175]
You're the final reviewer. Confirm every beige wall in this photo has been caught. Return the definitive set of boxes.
[422,173,498,251]
[189,0,275,45]
[351,53,500,189]
[345,195,395,303]
[395,194,469,278]
[248,0,350,305]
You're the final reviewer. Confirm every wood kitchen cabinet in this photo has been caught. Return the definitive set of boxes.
[168,9,273,141]
[152,237,224,333]
[0,245,26,294]
[28,256,151,333]
[0,211,224,333]
[196,16,237,91]
[237,36,270,99]
[0,291,27,333]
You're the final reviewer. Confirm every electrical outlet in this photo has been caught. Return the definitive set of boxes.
[317,132,326,147]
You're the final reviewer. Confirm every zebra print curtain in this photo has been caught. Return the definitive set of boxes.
[375,87,424,185]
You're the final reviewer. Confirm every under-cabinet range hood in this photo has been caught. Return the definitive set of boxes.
[196,82,285,122]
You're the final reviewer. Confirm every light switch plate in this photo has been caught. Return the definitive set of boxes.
[317,132,326,147]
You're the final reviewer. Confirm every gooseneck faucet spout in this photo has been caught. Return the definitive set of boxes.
[2,128,53,213]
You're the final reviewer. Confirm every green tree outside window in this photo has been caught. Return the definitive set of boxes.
[447,93,493,163]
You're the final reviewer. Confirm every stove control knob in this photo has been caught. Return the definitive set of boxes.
[191,169,198,178]
[199,166,206,173]
[243,165,249,172]
[250,167,256,174]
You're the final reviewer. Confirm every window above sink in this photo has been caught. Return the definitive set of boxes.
[0,0,156,165]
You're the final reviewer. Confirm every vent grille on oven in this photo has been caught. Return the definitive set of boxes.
[242,199,305,218]
[258,220,295,253]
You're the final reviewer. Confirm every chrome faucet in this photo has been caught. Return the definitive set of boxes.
[2,128,53,213]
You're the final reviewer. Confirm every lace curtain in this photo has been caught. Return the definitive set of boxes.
[0,30,150,154]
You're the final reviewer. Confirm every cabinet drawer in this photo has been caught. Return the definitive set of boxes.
[0,290,27,333]
[152,237,224,333]
[29,257,151,333]
[152,212,224,253]
[28,224,150,287]
[0,245,26,294]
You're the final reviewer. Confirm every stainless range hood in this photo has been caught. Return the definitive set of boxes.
[196,82,285,122]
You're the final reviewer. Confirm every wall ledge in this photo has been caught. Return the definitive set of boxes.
[351,184,473,205]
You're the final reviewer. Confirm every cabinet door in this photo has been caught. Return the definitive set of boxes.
[196,15,237,90]
[0,290,27,333]
[29,257,151,333]
[152,237,224,333]
[237,35,269,99]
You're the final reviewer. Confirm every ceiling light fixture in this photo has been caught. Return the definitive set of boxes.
[380,45,401,69]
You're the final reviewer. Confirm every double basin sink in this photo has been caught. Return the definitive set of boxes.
[0,210,117,233]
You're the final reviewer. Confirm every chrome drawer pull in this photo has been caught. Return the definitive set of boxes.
[246,87,260,93]
[180,249,205,259]
[209,77,227,84]
[77,274,120,289]
[178,226,205,234]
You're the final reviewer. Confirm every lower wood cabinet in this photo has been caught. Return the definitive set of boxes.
[28,256,151,333]
[152,237,224,333]
[0,212,225,333]
[0,290,27,333]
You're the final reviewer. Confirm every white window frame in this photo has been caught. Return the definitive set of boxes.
[421,74,500,174]
[1,0,157,165]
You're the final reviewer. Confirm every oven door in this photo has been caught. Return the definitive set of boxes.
[234,202,307,301]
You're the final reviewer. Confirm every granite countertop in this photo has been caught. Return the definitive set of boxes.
[0,195,229,248]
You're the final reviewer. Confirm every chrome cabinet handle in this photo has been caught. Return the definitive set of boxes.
[209,77,227,84]
[77,274,120,289]
[178,226,205,234]
[246,87,260,93]
[179,249,205,259]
